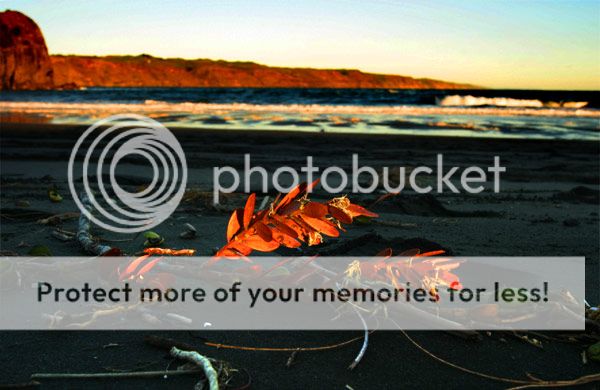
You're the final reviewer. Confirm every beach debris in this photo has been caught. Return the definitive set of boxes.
[0,380,40,389]
[588,342,600,362]
[286,348,300,368]
[143,248,195,256]
[51,229,74,242]
[215,180,378,257]
[30,369,203,380]
[586,306,600,332]
[47,186,63,203]
[14,200,30,208]
[397,327,600,389]
[102,343,121,349]
[143,231,164,247]
[27,245,52,256]
[77,192,112,255]
[170,347,219,390]
[510,332,543,349]
[101,247,124,256]
[179,223,197,239]
[348,309,368,370]
[37,212,79,225]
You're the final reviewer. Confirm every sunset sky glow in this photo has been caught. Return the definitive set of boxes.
[3,0,599,90]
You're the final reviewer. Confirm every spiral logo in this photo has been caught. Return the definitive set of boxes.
[68,114,187,233]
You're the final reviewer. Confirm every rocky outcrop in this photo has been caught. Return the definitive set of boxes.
[50,54,476,89]
[0,10,54,90]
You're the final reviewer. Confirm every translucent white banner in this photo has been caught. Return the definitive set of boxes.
[0,256,585,330]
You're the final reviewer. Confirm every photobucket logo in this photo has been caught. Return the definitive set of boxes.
[213,154,505,203]
[68,114,187,233]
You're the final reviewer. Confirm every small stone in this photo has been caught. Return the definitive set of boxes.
[179,223,197,239]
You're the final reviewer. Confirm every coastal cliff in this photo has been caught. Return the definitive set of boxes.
[50,54,475,89]
[0,10,54,90]
[1,10,476,90]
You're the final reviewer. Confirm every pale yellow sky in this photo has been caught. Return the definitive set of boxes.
[5,0,600,90]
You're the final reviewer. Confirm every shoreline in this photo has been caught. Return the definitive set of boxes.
[2,121,600,146]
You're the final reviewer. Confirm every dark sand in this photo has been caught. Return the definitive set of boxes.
[0,123,599,388]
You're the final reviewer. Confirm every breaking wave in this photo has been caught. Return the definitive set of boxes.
[438,95,588,109]
[1,100,598,118]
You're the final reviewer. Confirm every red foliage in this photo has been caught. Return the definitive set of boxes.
[215,180,378,257]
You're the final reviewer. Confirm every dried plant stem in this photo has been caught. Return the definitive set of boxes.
[506,375,600,390]
[170,347,219,390]
[399,327,529,385]
[348,308,369,370]
[398,325,600,388]
[204,333,366,352]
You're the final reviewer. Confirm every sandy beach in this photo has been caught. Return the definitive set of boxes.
[1,122,598,388]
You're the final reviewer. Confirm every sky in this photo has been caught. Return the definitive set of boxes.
[2,0,599,90]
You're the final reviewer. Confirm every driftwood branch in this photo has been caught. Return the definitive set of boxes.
[77,192,112,255]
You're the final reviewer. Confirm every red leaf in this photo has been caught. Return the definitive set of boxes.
[376,248,393,257]
[254,221,273,242]
[216,241,253,257]
[102,247,124,256]
[305,178,320,193]
[273,181,308,213]
[135,257,162,278]
[243,235,280,252]
[397,248,421,257]
[347,203,379,218]
[328,205,353,224]
[243,193,256,229]
[302,202,328,218]
[299,215,339,237]
[227,208,243,242]
[415,250,445,257]
[278,198,301,216]
[270,218,299,239]
[271,226,301,248]
[275,216,307,241]
[121,255,150,279]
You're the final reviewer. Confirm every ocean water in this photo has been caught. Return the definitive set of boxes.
[1,88,598,140]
